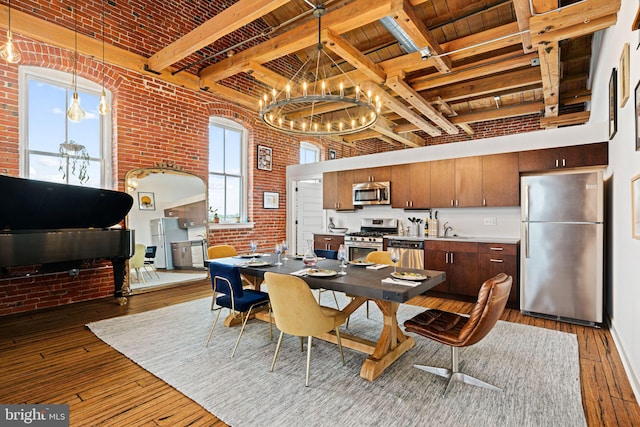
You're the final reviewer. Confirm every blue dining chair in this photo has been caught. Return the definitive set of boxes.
[205,262,272,357]
[313,249,341,309]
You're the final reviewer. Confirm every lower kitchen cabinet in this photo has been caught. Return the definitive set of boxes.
[424,240,519,307]
[314,234,344,251]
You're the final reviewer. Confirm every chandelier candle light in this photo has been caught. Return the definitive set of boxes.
[259,4,380,136]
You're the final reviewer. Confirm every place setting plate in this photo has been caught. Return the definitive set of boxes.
[237,253,266,258]
[306,269,337,277]
[391,271,428,281]
[241,260,272,267]
[348,260,375,266]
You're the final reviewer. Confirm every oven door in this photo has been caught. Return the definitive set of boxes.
[347,244,381,261]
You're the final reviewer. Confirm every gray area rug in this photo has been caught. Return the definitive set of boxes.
[88,295,586,427]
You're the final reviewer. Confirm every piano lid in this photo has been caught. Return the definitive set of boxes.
[0,175,134,231]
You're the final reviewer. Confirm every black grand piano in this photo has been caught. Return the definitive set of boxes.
[0,175,135,301]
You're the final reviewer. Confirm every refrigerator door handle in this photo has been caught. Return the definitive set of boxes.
[524,185,530,222]
[524,222,529,258]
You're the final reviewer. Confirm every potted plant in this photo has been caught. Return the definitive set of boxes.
[210,208,220,223]
[59,141,90,184]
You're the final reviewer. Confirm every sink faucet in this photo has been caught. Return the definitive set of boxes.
[443,222,453,237]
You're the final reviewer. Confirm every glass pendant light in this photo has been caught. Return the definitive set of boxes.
[0,0,21,64]
[67,0,86,122]
[97,0,110,115]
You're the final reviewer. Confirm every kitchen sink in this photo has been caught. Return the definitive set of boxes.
[438,235,469,239]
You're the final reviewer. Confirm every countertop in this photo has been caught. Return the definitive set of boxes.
[384,234,520,244]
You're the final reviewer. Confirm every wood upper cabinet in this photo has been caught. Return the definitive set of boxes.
[431,157,482,208]
[482,152,519,207]
[519,142,608,172]
[353,166,390,183]
[430,159,455,208]
[391,162,430,209]
[323,170,354,210]
[454,156,483,207]
[314,234,344,251]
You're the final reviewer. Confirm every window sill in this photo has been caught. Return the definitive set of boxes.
[209,222,254,230]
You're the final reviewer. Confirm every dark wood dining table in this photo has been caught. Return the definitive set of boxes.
[207,255,445,381]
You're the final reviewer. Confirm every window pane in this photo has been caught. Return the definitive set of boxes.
[28,153,65,183]
[209,126,224,173]
[28,80,66,152]
[225,129,241,175]
[208,174,225,218]
[69,90,101,158]
[225,176,241,220]
[67,159,101,188]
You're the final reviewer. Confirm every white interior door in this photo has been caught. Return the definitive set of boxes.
[294,180,323,255]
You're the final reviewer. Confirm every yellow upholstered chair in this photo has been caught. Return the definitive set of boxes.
[365,250,397,267]
[264,272,347,387]
[130,243,147,284]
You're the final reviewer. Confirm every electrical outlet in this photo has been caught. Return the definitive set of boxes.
[483,217,497,226]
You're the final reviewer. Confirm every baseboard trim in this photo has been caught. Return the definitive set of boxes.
[609,320,640,406]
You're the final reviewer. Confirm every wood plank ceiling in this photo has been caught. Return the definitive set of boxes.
[11,0,620,149]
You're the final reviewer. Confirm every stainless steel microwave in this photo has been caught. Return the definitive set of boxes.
[353,181,390,205]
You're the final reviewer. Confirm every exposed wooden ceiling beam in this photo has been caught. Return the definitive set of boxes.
[449,102,544,124]
[0,5,257,111]
[199,0,391,83]
[561,89,591,106]
[512,0,535,53]
[322,28,386,84]
[529,0,620,44]
[371,116,425,148]
[360,81,442,137]
[386,74,459,134]
[146,0,289,72]
[458,123,475,135]
[533,0,559,119]
[390,0,452,73]
[425,67,542,103]
[248,61,291,92]
[424,0,508,30]
[540,111,590,128]
[410,53,538,92]
[531,14,618,45]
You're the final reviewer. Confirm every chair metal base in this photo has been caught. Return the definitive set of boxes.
[414,346,501,397]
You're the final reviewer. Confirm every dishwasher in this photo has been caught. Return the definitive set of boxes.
[386,239,424,269]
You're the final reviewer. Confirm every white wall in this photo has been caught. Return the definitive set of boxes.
[286,9,640,402]
[591,0,640,403]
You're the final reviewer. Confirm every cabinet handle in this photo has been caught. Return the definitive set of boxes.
[410,201,413,207]
[489,247,504,251]
[451,252,454,263]
[324,238,331,240]
[483,198,486,206]
[490,259,504,263]
[450,200,454,207]
[445,252,449,263]
[555,159,559,167]
[455,200,459,207]
[562,158,566,167]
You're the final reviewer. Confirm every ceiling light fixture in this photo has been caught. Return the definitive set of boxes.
[97,0,110,115]
[67,0,86,122]
[259,4,379,136]
[0,0,21,63]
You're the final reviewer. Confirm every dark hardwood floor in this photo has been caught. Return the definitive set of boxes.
[0,280,638,426]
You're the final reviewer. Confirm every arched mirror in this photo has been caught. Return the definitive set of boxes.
[124,165,208,293]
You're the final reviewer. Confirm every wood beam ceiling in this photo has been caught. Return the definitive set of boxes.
[146,0,289,72]
[533,0,560,120]
[512,0,535,53]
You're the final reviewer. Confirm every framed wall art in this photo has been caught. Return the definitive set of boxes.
[609,68,617,140]
[138,192,155,210]
[263,191,279,209]
[636,81,640,151]
[632,174,640,239]
[257,145,272,171]
[619,43,630,108]
[328,149,337,160]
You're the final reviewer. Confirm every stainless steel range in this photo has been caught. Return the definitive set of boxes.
[345,218,397,261]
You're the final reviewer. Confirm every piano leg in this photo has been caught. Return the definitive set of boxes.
[111,258,129,305]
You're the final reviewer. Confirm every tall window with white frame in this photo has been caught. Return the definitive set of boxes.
[300,141,319,164]
[208,118,247,223]
[20,66,112,188]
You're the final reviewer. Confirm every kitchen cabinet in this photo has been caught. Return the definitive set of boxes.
[482,152,519,207]
[353,166,390,183]
[431,157,483,208]
[164,200,206,229]
[519,142,608,172]
[323,170,355,210]
[477,242,519,306]
[424,240,478,294]
[314,233,344,251]
[391,162,431,209]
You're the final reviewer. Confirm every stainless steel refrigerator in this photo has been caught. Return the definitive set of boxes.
[150,217,187,270]
[521,170,604,325]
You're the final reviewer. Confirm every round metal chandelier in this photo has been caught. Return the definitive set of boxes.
[259,5,380,136]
